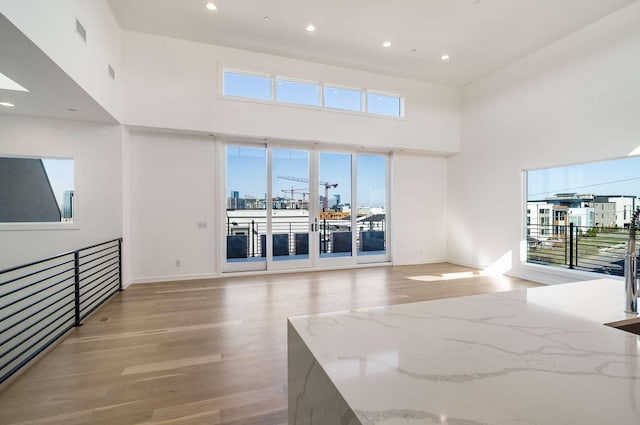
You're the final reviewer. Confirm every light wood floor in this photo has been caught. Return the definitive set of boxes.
[0,263,541,425]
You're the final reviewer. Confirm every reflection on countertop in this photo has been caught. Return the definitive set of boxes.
[288,279,640,425]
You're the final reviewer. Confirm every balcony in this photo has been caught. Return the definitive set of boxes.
[527,223,634,276]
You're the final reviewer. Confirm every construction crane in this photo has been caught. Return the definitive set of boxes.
[281,186,308,200]
[277,176,338,210]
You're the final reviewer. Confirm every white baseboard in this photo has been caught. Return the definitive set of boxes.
[392,258,448,266]
[129,272,220,285]
[446,258,484,269]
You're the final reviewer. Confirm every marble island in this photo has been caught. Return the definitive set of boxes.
[288,279,640,425]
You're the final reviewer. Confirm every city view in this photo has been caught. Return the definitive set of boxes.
[527,156,640,276]
[225,147,386,262]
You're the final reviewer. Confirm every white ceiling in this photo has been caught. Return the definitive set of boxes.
[107,0,637,86]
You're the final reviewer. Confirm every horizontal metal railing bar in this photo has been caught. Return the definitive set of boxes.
[0,322,74,385]
[80,269,119,299]
[0,298,74,350]
[1,306,75,371]
[0,238,123,385]
[78,263,119,294]
[77,250,118,271]
[0,285,73,334]
[0,265,75,299]
[77,244,119,261]
[0,238,122,275]
[0,258,73,286]
[79,278,119,318]
[77,255,119,280]
[0,257,75,288]
[80,275,119,309]
[0,283,74,324]
[0,273,75,312]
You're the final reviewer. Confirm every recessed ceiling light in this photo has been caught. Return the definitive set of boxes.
[382,41,392,48]
[441,54,450,61]
[205,2,217,11]
[264,16,270,21]
[0,102,15,108]
[306,24,316,32]
[67,108,77,112]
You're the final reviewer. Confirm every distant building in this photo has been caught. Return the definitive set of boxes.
[62,190,74,220]
[607,196,638,228]
[540,193,617,228]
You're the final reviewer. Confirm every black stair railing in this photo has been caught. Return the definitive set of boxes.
[0,238,123,384]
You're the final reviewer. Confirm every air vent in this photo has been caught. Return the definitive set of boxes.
[108,65,116,80]
[75,18,87,43]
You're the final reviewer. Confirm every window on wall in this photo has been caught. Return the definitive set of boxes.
[223,71,272,101]
[0,156,75,223]
[323,86,362,112]
[222,69,403,117]
[366,92,401,117]
[526,156,640,276]
[275,79,319,106]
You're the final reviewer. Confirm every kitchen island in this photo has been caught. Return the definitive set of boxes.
[288,279,640,425]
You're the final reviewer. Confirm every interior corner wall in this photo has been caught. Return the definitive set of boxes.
[121,31,460,154]
[392,153,448,265]
[0,0,123,120]
[126,131,217,283]
[448,2,640,283]
[0,114,123,269]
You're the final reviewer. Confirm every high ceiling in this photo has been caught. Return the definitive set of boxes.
[107,0,637,86]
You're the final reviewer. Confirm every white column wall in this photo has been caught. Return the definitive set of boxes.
[0,114,123,269]
[127,131,217,283]
[122,31,460,154]
[448,3,640,283]
[392,153,448,265]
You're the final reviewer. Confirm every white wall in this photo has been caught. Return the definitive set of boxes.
[127,131,217,283]
[0,114,123,269]
[392,153,448,265]
[125,131,447,282]
[448,2,640,283]
[0,0,123,120]
[122,31,460,154]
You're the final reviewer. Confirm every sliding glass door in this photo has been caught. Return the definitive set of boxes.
[224,145,267,272]
[222,143,389,272]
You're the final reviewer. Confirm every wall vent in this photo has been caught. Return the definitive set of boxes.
[75,18,87,43]
[108,65,116,80]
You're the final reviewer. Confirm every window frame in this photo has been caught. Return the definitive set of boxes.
[0,153,79,231]
[222,69,274,102]
[274,76,321,108]
[365,90,404,118]
[219,67,404,120]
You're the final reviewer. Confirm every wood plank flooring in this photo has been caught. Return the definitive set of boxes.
[0,263,541,425]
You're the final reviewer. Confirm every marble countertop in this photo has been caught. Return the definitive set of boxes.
[288,279,640,425]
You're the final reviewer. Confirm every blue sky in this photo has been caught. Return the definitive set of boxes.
[42,158,74,208]
[224,71,400,117]
[227,147,386,208]
[528,156,640,200]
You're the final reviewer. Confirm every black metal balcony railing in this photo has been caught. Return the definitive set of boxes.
[0,238,123,385]
[226,218,386,259]
[527,223,636,276]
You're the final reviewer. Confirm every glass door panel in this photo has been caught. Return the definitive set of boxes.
[225,146,267,271]
[318,152,353,259]
[356,154,388,262]
[270,148,312,268]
